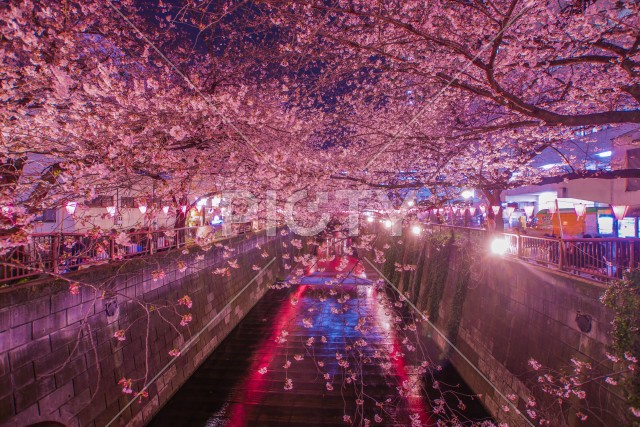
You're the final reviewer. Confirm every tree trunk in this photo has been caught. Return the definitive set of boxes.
[482,188,504,231]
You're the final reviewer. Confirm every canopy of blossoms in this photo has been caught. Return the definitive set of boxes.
[1,2,639,425]
[1,0,639,244]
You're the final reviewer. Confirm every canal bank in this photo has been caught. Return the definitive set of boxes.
[150,258,492,426]
[372,227,627,427]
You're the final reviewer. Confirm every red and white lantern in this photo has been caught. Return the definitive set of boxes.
[65,202,77,215]
[524,205,534,218]
[611,205,629,221]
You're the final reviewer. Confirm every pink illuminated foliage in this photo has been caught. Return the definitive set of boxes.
[1,0,639,248]
[0,0,639,424]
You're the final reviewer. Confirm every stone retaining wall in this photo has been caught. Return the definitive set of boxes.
[373,229,627,427]
[0,229,292,427]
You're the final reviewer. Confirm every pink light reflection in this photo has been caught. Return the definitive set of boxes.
[224,284,307,425]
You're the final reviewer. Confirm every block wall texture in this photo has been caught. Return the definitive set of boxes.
[0,229,293,427]
[373,230,626,427]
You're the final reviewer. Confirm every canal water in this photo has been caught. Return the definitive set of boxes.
[149,258,491,426]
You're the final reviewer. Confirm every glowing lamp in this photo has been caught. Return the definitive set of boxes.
[490,238,508,255]
[383,219,392,228]
[469,207,476,216]
[367,216,374,223]
[138,205,147,214]
[524,205,534,218]
[411,225,421,235]
[407,200,415,207]
[438,208,444,215]
[461,189,474,199]
[162,206,170,215]
[106,206,116,217]
[65,202,77,215]
[181,205,187,214]
[211,196,221,207]
[491,205,501,216]
[505,206,515,218]
[573,203,586,218]
[611,205,629,221]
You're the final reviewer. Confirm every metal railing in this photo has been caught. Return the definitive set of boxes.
[0,222,256,285]
[426,224,639,282]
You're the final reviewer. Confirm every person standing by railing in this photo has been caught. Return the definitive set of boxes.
[108,228,120,259]
[543,234,559,265]
[486,212,496,233]
[156,228,166,250]
[518,215,527,232]
[69,235,85,271]
[140,227,150,254]
[91,242,109,265]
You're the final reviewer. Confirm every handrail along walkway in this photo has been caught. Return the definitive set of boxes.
[425,223,639,282]
[0,222,257,285]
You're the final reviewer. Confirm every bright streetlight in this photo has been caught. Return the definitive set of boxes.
[490,238,508,255]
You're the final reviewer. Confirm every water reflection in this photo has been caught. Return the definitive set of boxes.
[150,256,490,426]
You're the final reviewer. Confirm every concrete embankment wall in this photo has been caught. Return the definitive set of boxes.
[0,229,292,427]
[372,228,627,427]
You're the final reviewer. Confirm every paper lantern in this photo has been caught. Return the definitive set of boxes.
[138,205,147,214]
[611,205,629,221]
[65,202,77,215]
[162,206,170,215]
